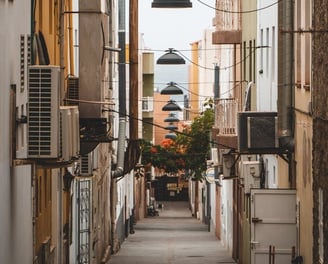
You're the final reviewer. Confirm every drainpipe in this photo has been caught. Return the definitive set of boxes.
[243,81,253,111]
[111,0,126,179]
[111,0,126,254]
[278,0,294,150]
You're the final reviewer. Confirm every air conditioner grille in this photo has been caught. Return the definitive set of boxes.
[80,154,92,176]
[28,66,59,158]
[67,77,79,105]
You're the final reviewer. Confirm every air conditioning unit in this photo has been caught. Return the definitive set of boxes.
[67,76,79,105]
[70,106,80,157]
[60,107,73,161]
[80,153,93,176]
[240,160,260,193]
[27,66,60,158]
[60,106,80,161]
[238,112,279,154]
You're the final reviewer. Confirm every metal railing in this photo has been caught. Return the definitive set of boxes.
[214,98,239,135]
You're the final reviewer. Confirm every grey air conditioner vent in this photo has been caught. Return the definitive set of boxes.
[238,112,279,154]
[27,66,60,158]
[67,77,79,105]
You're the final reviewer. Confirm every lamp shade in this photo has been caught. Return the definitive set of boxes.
[157,49,185,64]
[160,82,183,95]
[165,132,177,139]
[152,0,192,8]
[162,100,182,111]
[164,113,180,122]
[165,123,178,130]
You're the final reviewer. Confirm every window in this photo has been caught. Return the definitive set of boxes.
[271,27,276,82]
[304,0,311,85]
[296,0,302,83]
[249,40,252,82]
[319,188,324,263]
[260,29,263,73]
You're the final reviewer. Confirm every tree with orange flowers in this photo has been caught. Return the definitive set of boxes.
[140,100,214,180]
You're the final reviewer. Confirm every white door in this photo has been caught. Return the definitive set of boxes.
[251,189,297,264]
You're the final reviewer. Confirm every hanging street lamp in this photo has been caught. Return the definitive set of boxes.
[157,48,185,64]
[165,132,177,139]
[162,100,182,111]
[164,113,180,122]
[165,123,178,130]
[160,82,183,95]
[152,0,192,8]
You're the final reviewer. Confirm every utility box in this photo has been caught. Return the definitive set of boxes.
[240,160,261,193]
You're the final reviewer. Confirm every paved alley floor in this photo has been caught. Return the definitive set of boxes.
[108,201,236,264]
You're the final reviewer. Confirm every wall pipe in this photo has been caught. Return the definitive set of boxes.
[278,0,294,150]
[111,0,126,179]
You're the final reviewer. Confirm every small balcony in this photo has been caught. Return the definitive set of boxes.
[212,30,242,45]
[142,96,154,118]
[213,98,239,149]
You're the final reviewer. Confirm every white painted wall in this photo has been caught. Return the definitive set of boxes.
[209,182,216,229]
[198,28,216,111]
[257,0,279,188]
[220,180,234,255]
[0,1,33,263]
[257,0,278,112]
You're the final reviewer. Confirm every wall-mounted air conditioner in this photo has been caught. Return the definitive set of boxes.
[60,106,80,161]
[240,160,260,193]
[67,76,79,105]
[60,107,73,161]
[80,153,93,176]
[238,112,279,154]
[27,66,60,158]
[70,106,80,157]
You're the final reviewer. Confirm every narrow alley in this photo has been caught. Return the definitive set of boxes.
[107,201,236,264]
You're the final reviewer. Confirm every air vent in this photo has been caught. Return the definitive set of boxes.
[27,66,60,158]
[80,153,93,176]
[238,112,279,154]
[67,77,79,105]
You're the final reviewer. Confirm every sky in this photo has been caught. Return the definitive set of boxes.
[138,0,216,54]
[138,0,216,97]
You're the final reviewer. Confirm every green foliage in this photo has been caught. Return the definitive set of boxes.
[141,100,214,181]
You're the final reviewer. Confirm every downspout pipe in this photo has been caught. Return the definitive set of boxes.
[278,0,294,151]
[112,0,126,178]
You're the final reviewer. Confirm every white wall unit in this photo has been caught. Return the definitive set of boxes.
[241,160,261,193]
[27,66,60,158]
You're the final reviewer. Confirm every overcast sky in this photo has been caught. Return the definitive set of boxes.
[138,0,216,54]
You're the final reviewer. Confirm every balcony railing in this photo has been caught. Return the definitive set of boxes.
[214,98,238,135]
[142,96,154,112]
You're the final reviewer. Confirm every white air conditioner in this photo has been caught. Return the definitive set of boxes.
[60,107,73,161]
[70,106,80,157]
[80,153,93,176]
[60,106,80,161]
[67,76,79,104]
[27,66,60,158]
[241,160,260,193]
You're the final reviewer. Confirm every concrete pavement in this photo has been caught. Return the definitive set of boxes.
[108,201,236,264]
